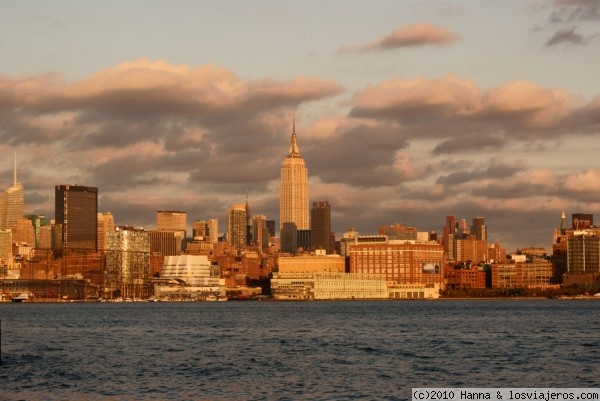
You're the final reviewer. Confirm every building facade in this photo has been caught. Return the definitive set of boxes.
[105,226,150,299]
[567,232,600,274]
[378,224,418,241]
[271,272,388,300]
[311,201,333,254]
[491,262,554,288]
[54,185,98,253]
[228,203,247,250]
[97,212,115,250]
[280,119,309,231]
[349,240,444,286]
[0,154,24,233]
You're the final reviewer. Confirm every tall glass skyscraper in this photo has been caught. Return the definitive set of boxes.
[55,185,98,253]
[279,119,309,231]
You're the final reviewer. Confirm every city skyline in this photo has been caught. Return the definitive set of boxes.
[1,1,600,252]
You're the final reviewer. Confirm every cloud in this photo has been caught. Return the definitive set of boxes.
[552,0,600,23]
[436,160,528,185]
[349,75,588,141]
[339,22,460,52]
[0,58,344,142]
[4,60,600,254]
[545,27,589,46]
[539,0,600,47]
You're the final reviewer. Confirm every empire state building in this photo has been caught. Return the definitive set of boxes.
[280,119,309,230]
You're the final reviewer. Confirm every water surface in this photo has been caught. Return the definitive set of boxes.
[1,300,599,400]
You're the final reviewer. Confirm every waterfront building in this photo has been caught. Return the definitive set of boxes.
[445,268,487,289]
[161,255,220,286]
[271,271,388,300]
[280,118,309,231]
[491,261,553,288]
[54,185,98,254]
[567,232,600,274]
[278,253,346,274]
[105,226,150,299]
[154,255,224,300]
[311,201,333,253]
[228,203,247,250]
[349,239,444,286]
[272,253,386,300]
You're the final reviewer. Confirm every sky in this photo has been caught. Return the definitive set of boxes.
[1,0,599,252]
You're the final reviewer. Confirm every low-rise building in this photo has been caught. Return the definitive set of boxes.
[445,268,487,289]
[271,271,388,300]
[491,261,553,288]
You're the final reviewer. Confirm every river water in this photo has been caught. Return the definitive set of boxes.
[1,300,599,400]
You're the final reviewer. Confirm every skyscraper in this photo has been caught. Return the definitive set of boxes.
[311,201,332,253]
[228,203,247,250]
[280,118,309,231]
[55,185,98,253]
[470,217,487,242]
[156,210,187,252]
[0,153,24,232]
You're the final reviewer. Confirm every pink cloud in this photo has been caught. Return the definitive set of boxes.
[350,75,586,137]
[341,22,460,52]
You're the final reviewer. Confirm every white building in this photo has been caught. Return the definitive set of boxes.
[155,255,225,300]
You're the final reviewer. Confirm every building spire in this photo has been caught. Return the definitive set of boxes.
[14,151,17,187]
[289,112,299,155]
[560,210,566,233]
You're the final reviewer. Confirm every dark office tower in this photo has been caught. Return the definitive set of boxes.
[280,222,298,254]
[572,213,593,230]
[55,185,98,253]
[266,220,276,238]
[443,215,458,261]
[311,201,332,253]
[471,217,487,242]
[297,229,311,252]
[245,196,252,246]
